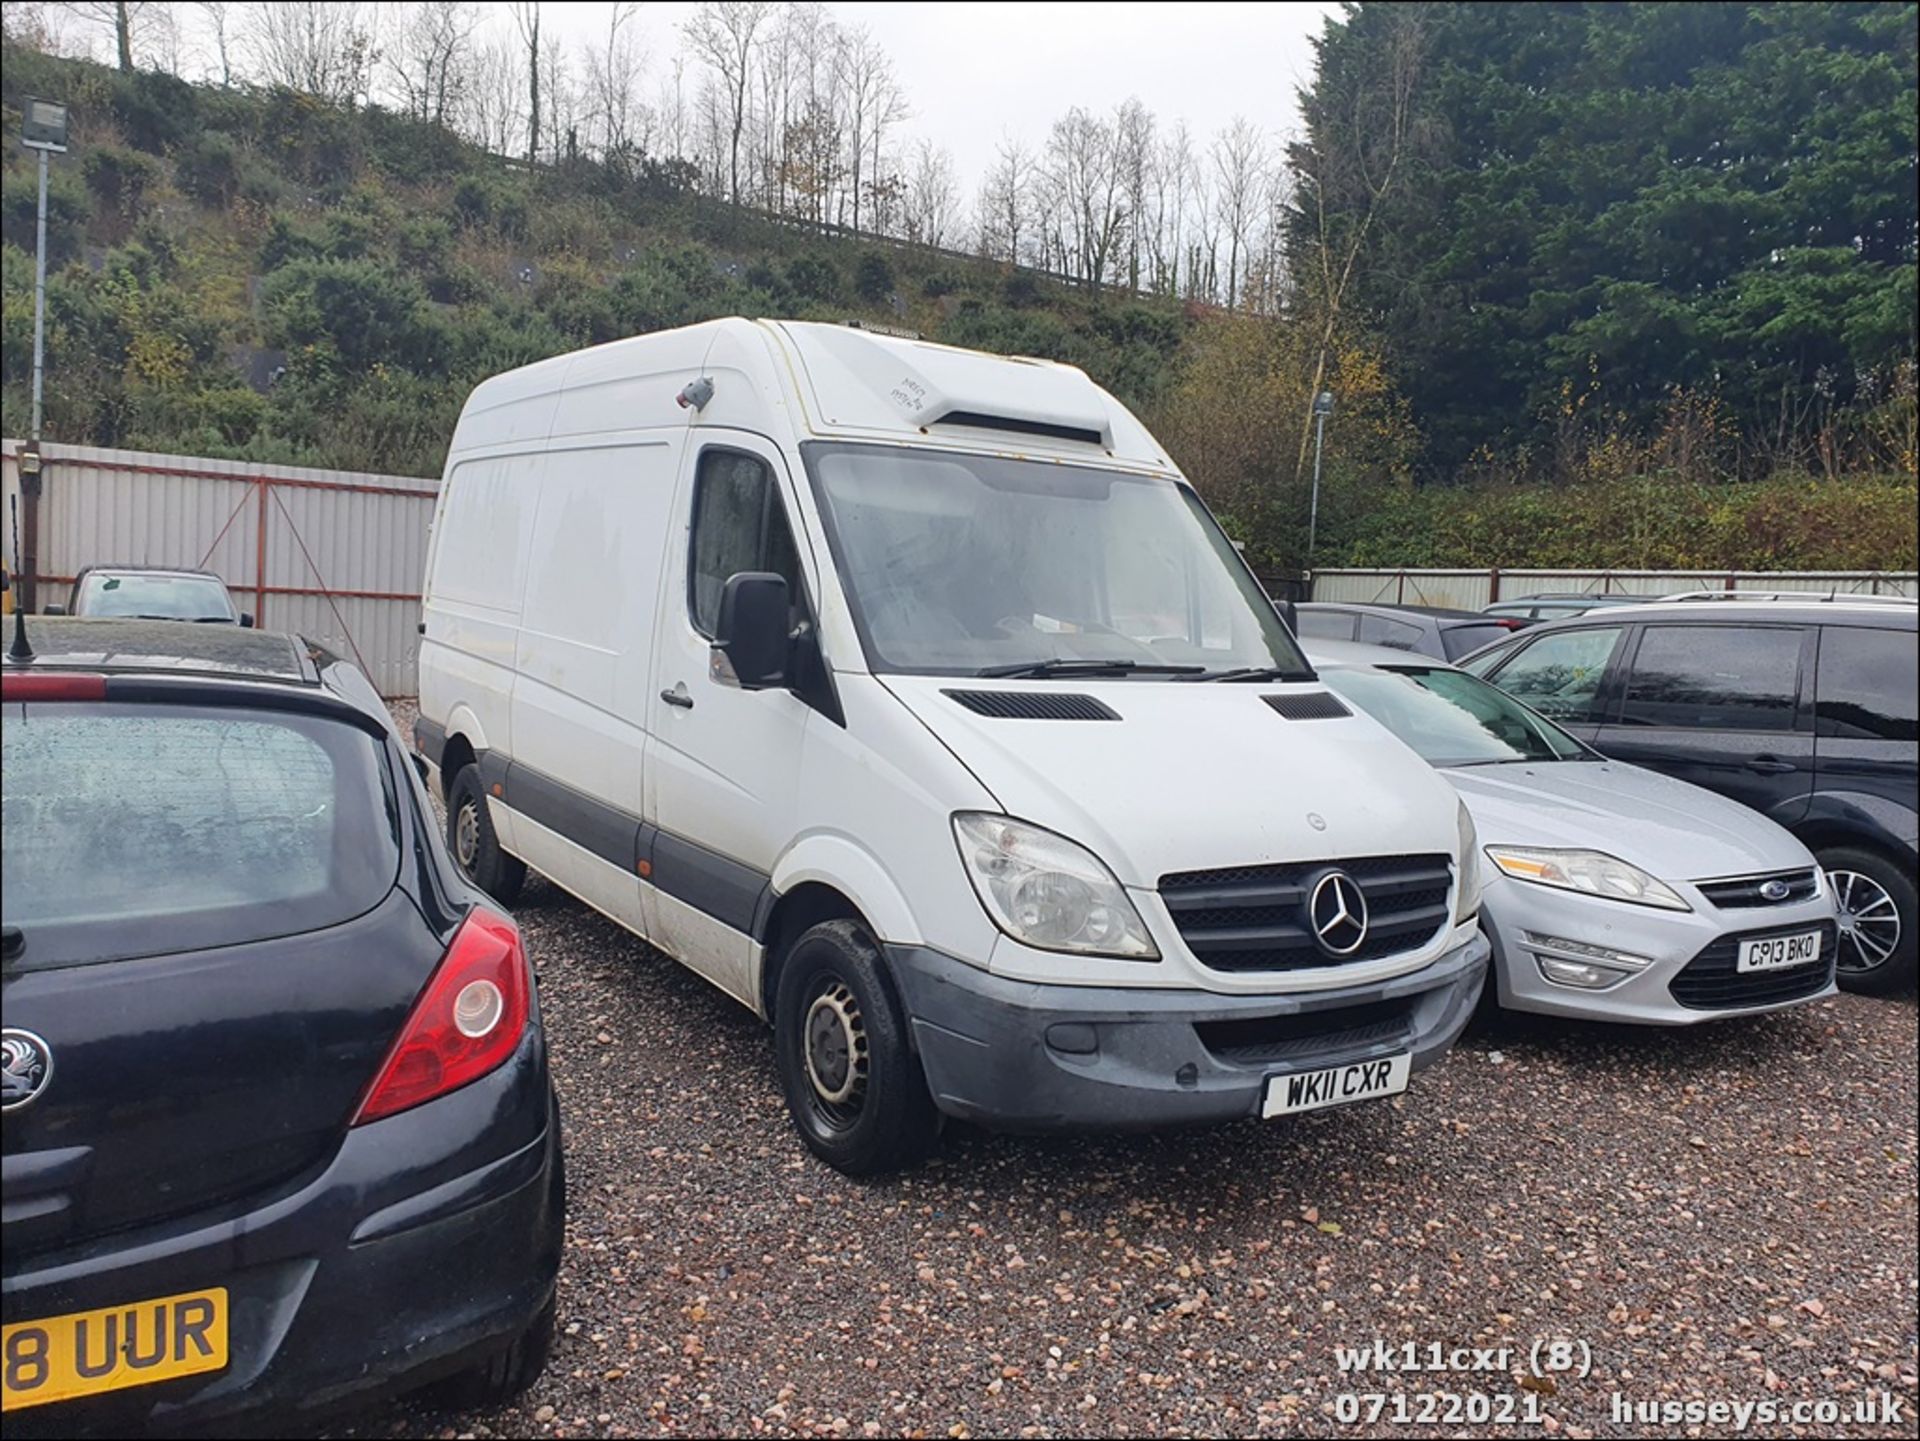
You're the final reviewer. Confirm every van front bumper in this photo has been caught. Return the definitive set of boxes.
[884,933,1488,1132]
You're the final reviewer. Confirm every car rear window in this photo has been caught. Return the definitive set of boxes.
[1816,626,1919,742]
[78,573,235,620]
[1296,610,1359,641]
[1440,622,1517,660]
[2,703,400,971]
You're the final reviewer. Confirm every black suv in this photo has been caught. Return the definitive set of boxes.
[1460,596,1918,993]
[2,619,563,1431]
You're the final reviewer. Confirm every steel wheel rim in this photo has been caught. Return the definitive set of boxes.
[801,978,868,1130]
[454,799,481,873]
[1828,869,1901,973]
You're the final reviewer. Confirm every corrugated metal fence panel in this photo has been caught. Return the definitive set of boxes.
[2,440,439,697]
[46,451,261,585]
[1313,569,1919,603]
[273,593,424,699]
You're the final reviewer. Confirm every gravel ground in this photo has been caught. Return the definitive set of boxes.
[356,702,1918,1440]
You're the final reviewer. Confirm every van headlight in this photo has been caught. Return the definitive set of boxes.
[1455,800,1483,924]
[1483,845,1690,911]
[952,814,1158,959]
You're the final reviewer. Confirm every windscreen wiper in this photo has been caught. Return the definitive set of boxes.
[974,659,1208,679]
[1189,665,1318,683]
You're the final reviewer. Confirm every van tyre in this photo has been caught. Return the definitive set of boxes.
[1820,846,1916,995]
[448,763,525,905]
[774,920,939,1176]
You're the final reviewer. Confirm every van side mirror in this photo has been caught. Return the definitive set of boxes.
[42,604,66,616]
[1279,599,1299,634]
[711,572,790,689]
[239,612,255,628]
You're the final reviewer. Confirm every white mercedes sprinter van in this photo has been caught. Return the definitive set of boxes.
[416,318,1490,1174]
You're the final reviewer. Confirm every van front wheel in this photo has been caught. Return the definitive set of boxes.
[447,764,526,905]
[774,920,938,1175]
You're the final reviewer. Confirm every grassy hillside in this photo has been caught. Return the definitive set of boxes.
[2,42,1913,574]
[0,44,1192,480]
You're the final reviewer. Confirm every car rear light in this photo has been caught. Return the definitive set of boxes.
[1,672,107,701]
[353,908,531,1125]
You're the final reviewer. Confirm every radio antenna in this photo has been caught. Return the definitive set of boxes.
[7,492,32,662]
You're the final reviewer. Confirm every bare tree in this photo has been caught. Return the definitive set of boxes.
[247,1,375,104]
[462,33,523,156]
[656,53,691,166]
[509,1,541,165]
[56,0,163,71]
[905,139,957,249]
[194,0,235,85]
[1211,116,1266,310]
[1045,107,1126,291]
[1113,98,1155,292]
[834,23,903,233]
[582,1,648,169]
[976,136,1034,264]
[386,1,477,125]
[1148,122,1197,296]
[685,0,774,204]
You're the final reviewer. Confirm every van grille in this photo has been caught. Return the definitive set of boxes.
[1194,997,1415,1067]
[1668,922,1835,1010]
[1159,853,1452,972]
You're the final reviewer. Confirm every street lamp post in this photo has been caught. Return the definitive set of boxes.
[19,98,67,613]
[22,98,69,445]
[1307,389,1335,566]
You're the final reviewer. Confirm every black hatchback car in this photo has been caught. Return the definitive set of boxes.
[1294,602,1527,661]
[1,619,562,1432]
[1460,596,1919,994]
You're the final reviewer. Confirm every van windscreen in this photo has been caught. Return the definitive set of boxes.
[802,444,1311,679]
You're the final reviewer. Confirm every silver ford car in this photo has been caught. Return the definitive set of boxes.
[1304,640,1839,1025]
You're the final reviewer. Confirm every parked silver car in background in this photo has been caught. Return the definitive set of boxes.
[1304,640,1839,1024]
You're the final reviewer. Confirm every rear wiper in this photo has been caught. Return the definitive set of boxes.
[191,616,238,623]
[974,658,1207,679]
[1189,666,1318,683]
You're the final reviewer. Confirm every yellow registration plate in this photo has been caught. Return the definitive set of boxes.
[2,1287,227,1412]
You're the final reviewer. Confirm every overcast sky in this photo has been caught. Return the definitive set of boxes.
[528,1,1338,198]
[46,1,1339,200]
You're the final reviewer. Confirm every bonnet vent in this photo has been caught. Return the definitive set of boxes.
[943,690,1120,721]
[1263,692,1352,721]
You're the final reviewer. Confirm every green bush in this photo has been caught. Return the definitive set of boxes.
[855,251,895,303]
[786,254,840,303]
[83,145,161,220]
[261,257,443,375]
[0,169,89,268]
[109,69,199,153]
[175,132,242,207]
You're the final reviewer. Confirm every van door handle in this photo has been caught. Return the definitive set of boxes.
[660,685,694,710]
[1745,755,1796,774]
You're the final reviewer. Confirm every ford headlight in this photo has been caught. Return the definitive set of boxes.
[1455,801,1483,924]
[1483,845,1690,911]
[952,814,1158,959]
